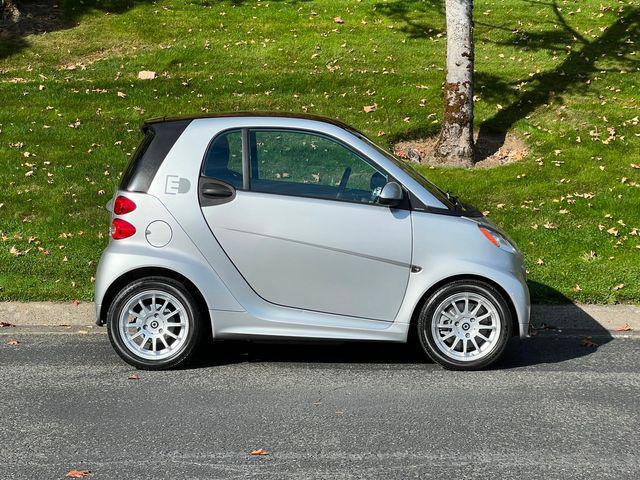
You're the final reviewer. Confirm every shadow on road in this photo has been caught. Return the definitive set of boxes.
[190,296,613,371]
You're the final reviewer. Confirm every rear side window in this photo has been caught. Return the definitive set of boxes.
[119,129,154,190]
[119,120,191,193]
[202,130,243,189]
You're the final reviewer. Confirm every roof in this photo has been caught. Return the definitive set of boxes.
[143,112,364,136]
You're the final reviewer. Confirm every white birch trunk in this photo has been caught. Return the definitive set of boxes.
[435,0,475,167]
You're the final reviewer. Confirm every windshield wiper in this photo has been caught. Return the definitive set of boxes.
[446,190,464,210]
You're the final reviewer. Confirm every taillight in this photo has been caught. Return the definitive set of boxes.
[113,195,136,215]
[111,218,136,239]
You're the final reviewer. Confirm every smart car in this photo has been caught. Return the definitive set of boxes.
[95,113,530,371]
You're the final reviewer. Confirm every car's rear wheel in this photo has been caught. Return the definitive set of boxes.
[107,276,203,370]
[416,280,512,370]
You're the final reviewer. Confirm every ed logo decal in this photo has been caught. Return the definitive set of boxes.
[165,175,191,195]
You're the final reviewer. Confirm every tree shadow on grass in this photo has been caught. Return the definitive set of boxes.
[375,0,640,159]
[0,0,154,60]
[374,0,444,39]
[477,1,640,157]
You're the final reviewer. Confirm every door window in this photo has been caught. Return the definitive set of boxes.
[249,129,387,204]
[202,130,243,188]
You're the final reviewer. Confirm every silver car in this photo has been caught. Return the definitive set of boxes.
[95,113,530,371]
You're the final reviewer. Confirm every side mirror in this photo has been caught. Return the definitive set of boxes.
[378,181,403,207]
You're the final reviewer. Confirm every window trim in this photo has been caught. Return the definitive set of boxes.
[200,125,411,210]
[200,127,246,191]
[245,127,405,208]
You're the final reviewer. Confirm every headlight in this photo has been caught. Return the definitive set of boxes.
[478,225,517,253]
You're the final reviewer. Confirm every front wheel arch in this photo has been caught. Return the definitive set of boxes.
[408,274,519,342]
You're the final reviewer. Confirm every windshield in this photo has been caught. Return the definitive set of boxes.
[351,131,456,210]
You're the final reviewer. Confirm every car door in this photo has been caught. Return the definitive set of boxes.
[199,127,412,322]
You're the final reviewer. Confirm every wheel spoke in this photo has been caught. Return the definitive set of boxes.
[477,312,491,321]
[160,335,170,350]
[463,294,469,314]
[129,330,144,341]
[164,309,180,320]
[441,332,455,341]
[477,333,490,342]
[138,299,148,313]
[165,330,179,340]
[152,337,157,352]
[478,325,497,330]
[449,337,460,351]
[166,322,183,328]
[462,339,468,354]
[440,311,455,322]
[471,337,480,352]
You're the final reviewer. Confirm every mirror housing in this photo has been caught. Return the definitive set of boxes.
[378,181,403,207]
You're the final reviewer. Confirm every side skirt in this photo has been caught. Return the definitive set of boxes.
[209,310,409,342]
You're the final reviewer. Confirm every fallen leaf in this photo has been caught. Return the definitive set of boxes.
[117,91,127,98]
[0,321,15,328]
[6,339,20,346]
[137,70,156,80]
[128,373,141,380]
[65,470,91,478]
[580,337,599,348]
[614,323,633,332]
[613,283,625,291]
[72,299,81,306]
[363,104,377,113]
[334,16,344,24]
[249,449,269,456]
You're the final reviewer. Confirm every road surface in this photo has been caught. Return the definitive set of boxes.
[0,331,638,479]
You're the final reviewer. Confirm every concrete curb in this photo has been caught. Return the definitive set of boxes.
[1,301,639,334]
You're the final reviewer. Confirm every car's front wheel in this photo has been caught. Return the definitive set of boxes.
[416,280,512,370]
[106,276,203,370]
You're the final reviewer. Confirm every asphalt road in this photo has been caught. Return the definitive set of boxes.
[0,332,638,479]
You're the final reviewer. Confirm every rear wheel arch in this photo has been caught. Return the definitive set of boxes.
[98,267,211,335]
[408,274,519,340]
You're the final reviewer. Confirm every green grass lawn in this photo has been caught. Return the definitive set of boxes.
[0,0,638,303]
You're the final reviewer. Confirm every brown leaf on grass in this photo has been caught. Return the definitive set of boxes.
[249,449,269,456]
[334,16,344,24]
[0,321,16,328]
[614,323,633,332]
[65,470,91,478]
[117,91,127,98]
[580,337,599,348]
[613,283,625,291]
[137,70,156,80]
[128,373,140,380]
[363,104,377,113]
[72,299,81,306]
[6,339,20,346]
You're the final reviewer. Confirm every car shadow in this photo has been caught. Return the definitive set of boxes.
[189,289,613,370]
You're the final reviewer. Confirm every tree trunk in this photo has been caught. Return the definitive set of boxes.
[434,0,475,167]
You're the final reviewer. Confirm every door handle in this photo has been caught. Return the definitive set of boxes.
[202,183,233,198]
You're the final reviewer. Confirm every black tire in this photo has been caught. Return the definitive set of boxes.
[106,276,203,370]
[416,280,512,370]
